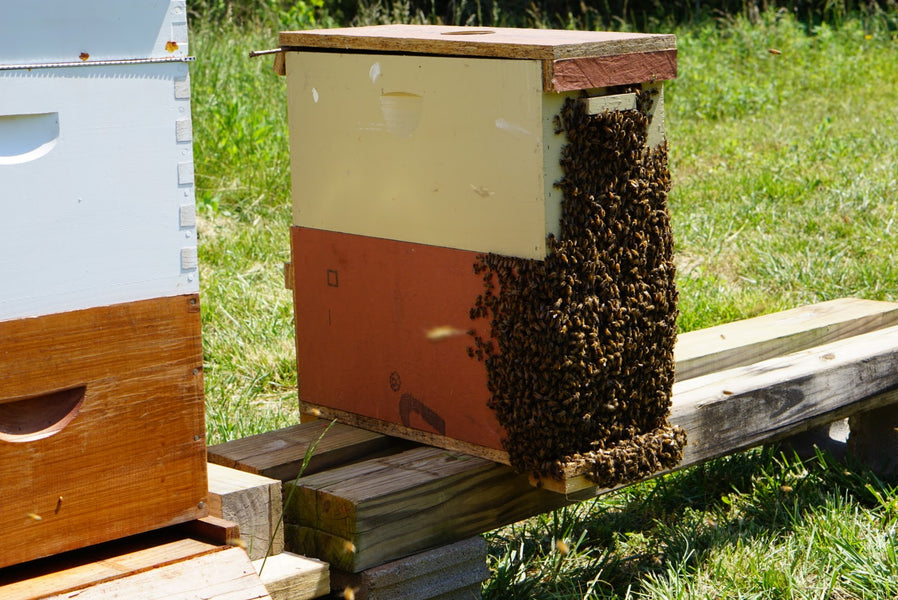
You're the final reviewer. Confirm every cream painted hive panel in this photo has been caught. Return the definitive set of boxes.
[287,52,562,259]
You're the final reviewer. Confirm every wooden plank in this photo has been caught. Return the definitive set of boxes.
[674,297,898,380]
[328,537,488,600]
[46,546,271,600]
[252,552,329,600]
[547,49,677,92]
[0,533,217,600]
[207,421,413,481]
[284,446,568,572]
[547,325,898,493]
[279,24,675,60]
[0,295,207,569]
[181,515,242,548]
[208,463,284,559]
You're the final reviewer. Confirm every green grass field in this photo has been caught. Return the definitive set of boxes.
[190,8,898,598]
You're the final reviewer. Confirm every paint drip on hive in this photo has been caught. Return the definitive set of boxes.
[469,90,686,486]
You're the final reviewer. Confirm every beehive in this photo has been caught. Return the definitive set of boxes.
[0,1,207,567]
[282,25,685,485]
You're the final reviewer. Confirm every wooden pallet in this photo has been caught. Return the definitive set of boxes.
[209,298,898,572]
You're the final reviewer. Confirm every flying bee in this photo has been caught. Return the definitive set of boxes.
[424,325,466,342]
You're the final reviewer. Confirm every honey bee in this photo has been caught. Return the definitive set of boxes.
[425,326,466,342]
[467,96,683,485]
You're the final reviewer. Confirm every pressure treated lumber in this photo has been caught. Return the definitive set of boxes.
[328,536,489,600]
[207,420,413,480]
[0,295,207,569]
[283,446,572,572]
[673,297,898,381]
[208,463,284,560]
[252,552,329,600]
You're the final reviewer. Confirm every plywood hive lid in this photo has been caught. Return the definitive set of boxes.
[279,24,674,59]
[279,25,676,92]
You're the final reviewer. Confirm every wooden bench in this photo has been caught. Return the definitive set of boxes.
[208,297,898,595]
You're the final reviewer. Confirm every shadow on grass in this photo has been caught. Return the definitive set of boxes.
[484,443,897,599]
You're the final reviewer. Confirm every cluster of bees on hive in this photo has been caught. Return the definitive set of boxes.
[469,88,687,487]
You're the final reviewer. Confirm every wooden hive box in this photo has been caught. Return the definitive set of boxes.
[0,0,207,568]
[281,25,679,472]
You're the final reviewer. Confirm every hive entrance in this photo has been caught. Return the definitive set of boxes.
[470,91,686,486]
[0,386,85,443]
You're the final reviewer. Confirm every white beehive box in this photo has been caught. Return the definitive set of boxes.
[0,1,207,569]
[0,0,198,319]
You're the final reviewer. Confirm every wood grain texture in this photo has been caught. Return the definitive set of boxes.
[46,547,270,600]
[253,552,329,600]
[180,515,241,547]
[208,463,284,559]
[328,536,489,599]
[284,446,569,571]
[547,50,677,91]
[0,295,207,569]
[279,24,675,60]
[207,420,412,481]
[674,297,898,380]
[0,532,217,600]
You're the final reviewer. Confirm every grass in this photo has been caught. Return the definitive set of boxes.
[189,7,898,597]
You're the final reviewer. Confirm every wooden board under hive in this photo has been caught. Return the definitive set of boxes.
[0,1,207,567]
[283,25,683,486]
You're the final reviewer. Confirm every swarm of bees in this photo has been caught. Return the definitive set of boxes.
[469,88,687,486]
